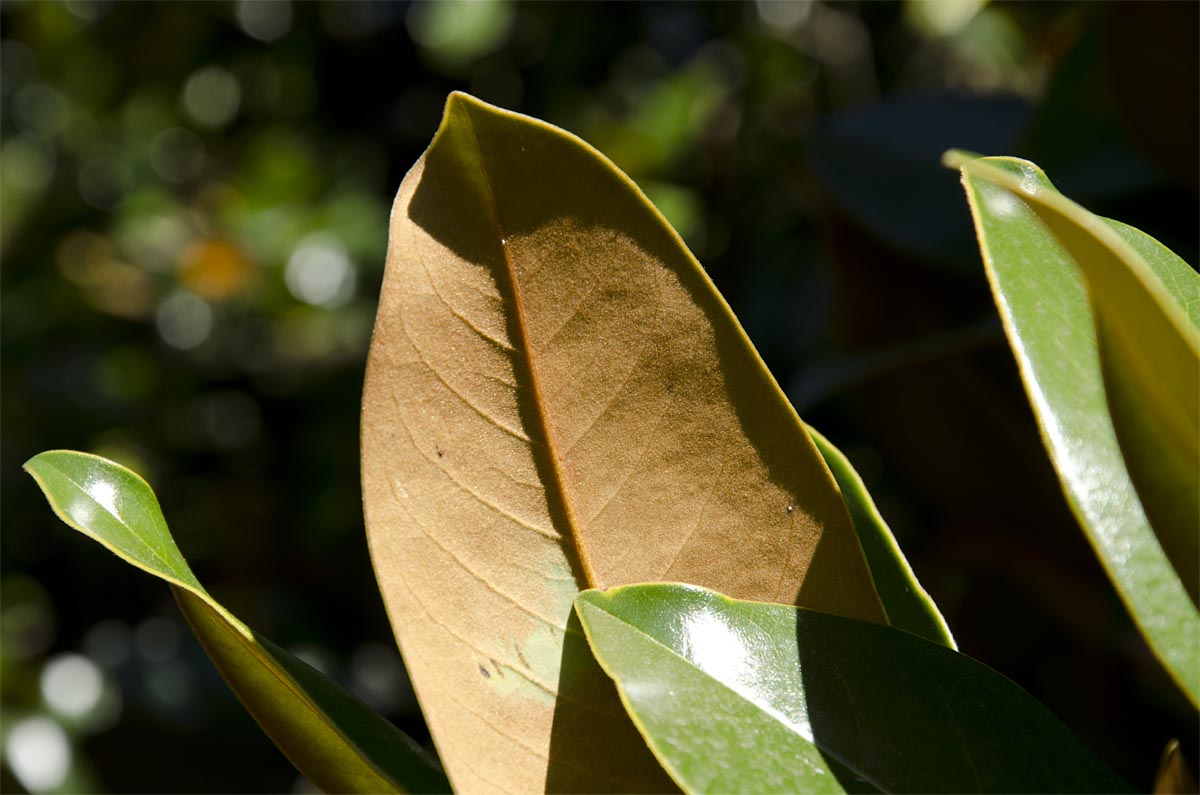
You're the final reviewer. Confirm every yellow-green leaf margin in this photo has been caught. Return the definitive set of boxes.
[24,450,449,794]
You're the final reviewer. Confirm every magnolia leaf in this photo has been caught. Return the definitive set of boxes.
[806,424,955,648]
[576,583,1133,795]
[24,450,449,795]
[949,152,1199,601]
[948,153,1200,706]
[361,91,886,793]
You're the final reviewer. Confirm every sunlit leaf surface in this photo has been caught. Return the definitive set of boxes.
[577,583,1132,795]
[24,450,449,795]
[949,153,1200,705]
[361,91,886,793]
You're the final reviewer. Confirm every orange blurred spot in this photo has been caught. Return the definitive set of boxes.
[178,239,252,299]
[57,231,157,319]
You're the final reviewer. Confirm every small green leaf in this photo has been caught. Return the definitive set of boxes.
[23,450,204,592]
[24,450,449,795]
[947,153,1200,706]
[576,583,1132,795]
[806,424,955,648]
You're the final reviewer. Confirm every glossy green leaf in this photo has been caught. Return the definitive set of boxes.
[1098,217,1200,599]
[1102,220,1200,328]
[362,91,885,793]
[24,450,449,795]
[949,152,1199,598]
[806,424,955,648]
[947,153,1200,706]
[576,583,1133,795]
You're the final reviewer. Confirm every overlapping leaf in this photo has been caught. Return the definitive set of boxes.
[806,424,954,648]
[361,92,886,793]
[948,153,1200,705]
[576,583,1132,795]
[24,450,448,795]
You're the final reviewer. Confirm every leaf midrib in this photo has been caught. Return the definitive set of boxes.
[960,169,1200,705]
[177,589,403,793]
[457,106,599,590]
[35,457,195,587]
[31,453,419,792]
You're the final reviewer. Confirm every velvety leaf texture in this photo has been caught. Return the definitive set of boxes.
[361,92,886,793]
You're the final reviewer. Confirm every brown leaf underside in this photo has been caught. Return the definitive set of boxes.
[361,94,883,794]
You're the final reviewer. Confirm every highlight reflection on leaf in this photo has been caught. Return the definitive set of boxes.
[577,583,1133,795]
[949,152,1200,706]
[24,450,449,795]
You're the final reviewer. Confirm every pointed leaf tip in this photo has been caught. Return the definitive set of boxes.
[956,156,1200,705]
[363,90,885,793]
[941,148,981,169]
[25,450,450,794]
[24,449,203,594]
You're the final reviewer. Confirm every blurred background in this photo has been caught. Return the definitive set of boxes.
[1,0,1196,792]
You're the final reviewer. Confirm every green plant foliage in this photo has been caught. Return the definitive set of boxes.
[575,583,1133,795]
[948,154,1200,706]
[806,424,955,648]
[23,450,449,795]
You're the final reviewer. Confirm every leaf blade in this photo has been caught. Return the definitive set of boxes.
[950,153,1199,599]
[362,91,886,793]
[24,450,449,795]
[23,450,203,592]
[947,154,1200,705]
[805,424,955,648]
[576,583,1133,795]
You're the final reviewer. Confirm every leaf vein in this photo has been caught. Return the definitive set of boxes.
[662,457,728,576]
[415,224,517,354]
[458,108,597,587]
[48,465,185,580]
[556,268,666,457]
[583,402,672,528]
[391,397,562,541]
[392,492,573,631]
